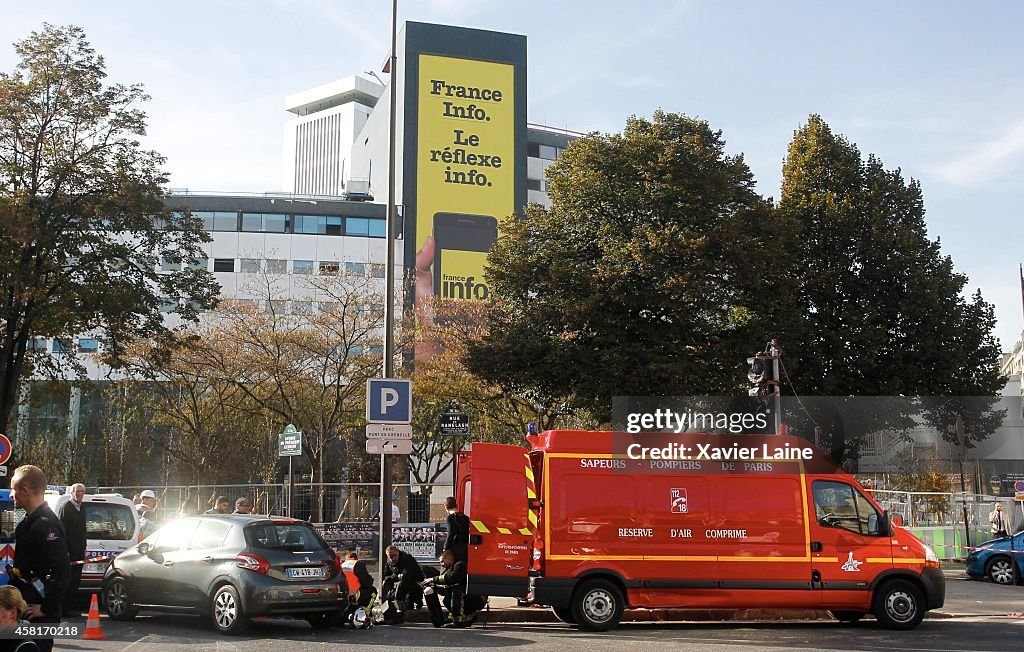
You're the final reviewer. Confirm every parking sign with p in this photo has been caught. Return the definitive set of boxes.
[366,378,412,424]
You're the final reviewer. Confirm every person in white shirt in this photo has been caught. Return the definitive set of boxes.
[989,503,1013,538]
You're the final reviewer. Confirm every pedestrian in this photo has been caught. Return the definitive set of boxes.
[233,497,253,514]
[989,503,1013,538]
[130,492,141,505]
[0,585,40,652]
[382,544,425,613]
[136,504,158,539]
[10,465,70,652]
[204,495,230,515]
[56,483,86,618]
[392,493,401,524]
[443,497,470,564]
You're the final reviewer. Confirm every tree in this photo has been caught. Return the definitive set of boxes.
[0,24,218,434]
[778,115,1005,465]
[470,111,798,419]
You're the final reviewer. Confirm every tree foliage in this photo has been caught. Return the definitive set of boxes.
[0,24,218,434]
[778,115,1005,464]
[469,111,797,419]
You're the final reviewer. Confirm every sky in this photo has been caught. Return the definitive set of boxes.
[2,1,1022,352]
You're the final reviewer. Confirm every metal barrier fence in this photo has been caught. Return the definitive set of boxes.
[91,483,456,525]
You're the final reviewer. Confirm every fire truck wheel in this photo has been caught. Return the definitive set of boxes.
[551,606,576,624]
[872,579,924,630]
[571,579,624,632]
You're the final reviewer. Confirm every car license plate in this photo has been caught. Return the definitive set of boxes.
[287,566,325,579]
[84,561,108,574]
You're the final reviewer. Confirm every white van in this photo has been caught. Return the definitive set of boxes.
[45,493,140,593]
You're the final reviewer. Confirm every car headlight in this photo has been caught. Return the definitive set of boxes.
[924,544,939,566]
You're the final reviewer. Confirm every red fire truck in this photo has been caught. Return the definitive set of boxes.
[456,430,944,631]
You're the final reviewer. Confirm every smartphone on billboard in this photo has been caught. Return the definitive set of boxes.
[432,213,499,300]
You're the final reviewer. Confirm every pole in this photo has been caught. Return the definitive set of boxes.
[379,0,399,572]
[770,340,782,435]
[956,415,971,553]
[288,456,294,518]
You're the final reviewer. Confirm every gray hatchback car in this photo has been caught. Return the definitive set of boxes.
[102,515,347,634]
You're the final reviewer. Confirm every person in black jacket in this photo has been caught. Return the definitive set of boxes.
[422,550,485,628]
[443,497,470,563]
[382,545,425,609]
[10,465,70,652]
[56,483,86,617]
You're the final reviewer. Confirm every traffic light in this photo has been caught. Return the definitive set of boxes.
[747,350,779,402]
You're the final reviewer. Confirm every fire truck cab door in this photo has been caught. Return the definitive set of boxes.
[465,443,532,597]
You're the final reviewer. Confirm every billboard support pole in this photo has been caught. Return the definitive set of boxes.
[379,0,399,573]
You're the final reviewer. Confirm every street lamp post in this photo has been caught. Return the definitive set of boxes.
[378,0,399,573]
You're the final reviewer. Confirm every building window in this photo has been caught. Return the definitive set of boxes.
[319,261,339,275]
[159,298,178,313]
[187,257,208,270]
[78,338,99,353]
[213,258,235,273]
[52,339,71,354]
[240,259,261,273]
[268,300,288,314]
[160,257,182,272]
[295,214,325,235]
[293,260,314,274]
[369,264,385,279]
[27,338,48,351]
[539,145,558,160]
[292,300,315,314]
[326,216,343,235]
[345,262,365,276]
[241,212,290,233]
[194,211,238,231]
[527,142,540,158]
[367,219,386,238]
[346,217,369,236]
[527,179,543,192]
[265,259,287,274]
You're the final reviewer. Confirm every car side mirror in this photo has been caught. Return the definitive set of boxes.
[137,542,151,555]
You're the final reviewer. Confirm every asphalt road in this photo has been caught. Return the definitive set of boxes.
[47,571,1024,651]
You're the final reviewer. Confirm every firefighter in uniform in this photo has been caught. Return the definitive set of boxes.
[10,465,71,652]
[341,552,376,627]
[443,497,470,563]
[382,544,425,611]
[422,549,485,628]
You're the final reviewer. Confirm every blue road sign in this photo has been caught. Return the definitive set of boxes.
[366,378,412,424]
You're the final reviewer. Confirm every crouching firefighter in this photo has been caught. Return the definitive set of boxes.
[422,550,486,628]
[341,552,376,628]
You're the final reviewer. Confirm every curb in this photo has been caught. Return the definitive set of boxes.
[402,607,961,625]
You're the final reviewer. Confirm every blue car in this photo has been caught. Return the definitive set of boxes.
[965,531,1024,585]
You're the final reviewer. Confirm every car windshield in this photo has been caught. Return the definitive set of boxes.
[245,523,327,551]
[85,503,135,540]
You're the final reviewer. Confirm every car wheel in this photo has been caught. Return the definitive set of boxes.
[103,577,139,621]
[306,611,341,629]
[986,557,1016,585]
[552,606,576,624]
[872,579,924,630]
[570,579,624,632]
[830,610,865,624]
[211,584,249,635]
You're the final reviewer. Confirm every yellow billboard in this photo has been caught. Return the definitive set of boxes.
[415,54,515,303]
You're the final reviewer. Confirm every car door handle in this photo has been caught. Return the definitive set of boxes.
[163,561,174,568]
[201,556,215,564]
[810,541,823,552]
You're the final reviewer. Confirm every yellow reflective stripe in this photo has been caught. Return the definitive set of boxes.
[497,527,512,535]
[524,466,535,482]
[470,520,490,533]
[527,487,537,499]
[528,511,538,526]
[518,528,532,535]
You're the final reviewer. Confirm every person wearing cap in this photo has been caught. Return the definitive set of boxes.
[233,497,253,514]
[205,496,231,515]
[139,490,157,509]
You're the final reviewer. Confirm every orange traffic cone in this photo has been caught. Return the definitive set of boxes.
[82,593,107,640]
